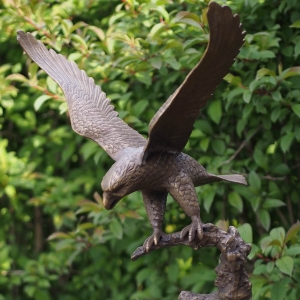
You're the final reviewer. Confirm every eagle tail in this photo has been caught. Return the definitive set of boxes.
[208,174,247,186]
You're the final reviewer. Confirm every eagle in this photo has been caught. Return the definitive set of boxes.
[18,2,246,252]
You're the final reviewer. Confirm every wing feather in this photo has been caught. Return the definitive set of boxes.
[17,31,146,160]
[142,2,246,161]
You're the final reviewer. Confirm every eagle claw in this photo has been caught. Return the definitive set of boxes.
[180,217,203,242]
[143,229,166,252]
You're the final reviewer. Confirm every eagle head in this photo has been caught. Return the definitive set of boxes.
[101,157,141,210]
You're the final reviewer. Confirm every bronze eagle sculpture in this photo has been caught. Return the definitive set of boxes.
[18,2,246,252]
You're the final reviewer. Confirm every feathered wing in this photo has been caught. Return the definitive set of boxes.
[17,31,146,161]
[142,2,246,161]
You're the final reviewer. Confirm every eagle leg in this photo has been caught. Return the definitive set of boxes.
[169,177,203,242]
[142,190,168,252]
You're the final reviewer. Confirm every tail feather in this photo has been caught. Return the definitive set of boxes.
[208,174,247,186]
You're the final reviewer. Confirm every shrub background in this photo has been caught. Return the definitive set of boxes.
[0,0,300,299]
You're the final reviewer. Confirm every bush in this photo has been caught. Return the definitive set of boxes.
[0,0,300,299]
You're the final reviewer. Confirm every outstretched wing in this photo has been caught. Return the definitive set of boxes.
[142,2,246,161]
[17,31,146,161]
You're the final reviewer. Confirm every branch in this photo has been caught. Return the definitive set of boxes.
[221,125,262,166]
[261,175,286,181]
[132,224,252,300]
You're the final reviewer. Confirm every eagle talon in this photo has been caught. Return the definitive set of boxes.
[143,229,166,252]
[180,218,203,242]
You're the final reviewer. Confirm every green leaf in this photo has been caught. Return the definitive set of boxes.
[243,89,252,103]
[6,73,29,82]
[203,188,215,213]
[80,140,98,161]
[109,219,123,239]
[149,23,165,39]
[268,239,282,248]
[77,222,95,231]
[248,243,259,260]
[224,73,241,85]
[175,11,201,23]
[292,104,300,118]
[24,285,36,298]
[259,209,270,231]
[29,62,38,79]
[69,21,87,34]
[275,256,294,276]
[88,26,105,41]
[261,236,272,252]
[286,245,300,256]
[270,227,285,245]
[200,137,210,152]
[207,100,222,124]
[167,263,179,283]
[249,80,261,92]
[68,52,82,61]
[253,149,268,170]
[47,232,70,241]
[263,199,285,209]
[46,76,57,94]
[282,46,293,57]
[272,163,290,175]
[114,55,139,67]
[295,42,300,57]
[266,261,274,273]
[271,90,282,101]
[281,66,300,80]
[34,95,52,111]
[190,129,205,138]
[137,268,151,285]
[285,222,300,243]
[237,223,252,243]
[271,278,290,300]
[194,120,213,135]
[251,197,261,212]
[175,11,202,29]
[290,19,300,28]
[155,6,169,22]
[133,100,148,115]
[71,34,88,50]
[256,68,276,80]
[164,39,182,50]
[75,199,102,214]
[236,119,247,137]
[149,57,162,69]
[164,57,181,70]
[228,191,243,213]
[135,72,152,85]
[211,139,226,155]
[249,171,261,192]
[110,32,132,45]
[280,132,294,153]
[59,102,68,115]
[271,106,281,122]
[259,50,276,59]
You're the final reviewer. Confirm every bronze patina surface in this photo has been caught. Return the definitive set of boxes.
[18,2,251,299]
[132,224,252,300]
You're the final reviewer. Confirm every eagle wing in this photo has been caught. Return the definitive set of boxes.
[17,31,146,161]
[142,2,246,161]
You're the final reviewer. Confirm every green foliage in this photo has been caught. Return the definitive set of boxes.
[1,0,300,299]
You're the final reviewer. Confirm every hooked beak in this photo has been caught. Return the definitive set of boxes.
[103,191,121,210]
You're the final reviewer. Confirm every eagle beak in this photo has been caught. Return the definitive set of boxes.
[103,192,121,210]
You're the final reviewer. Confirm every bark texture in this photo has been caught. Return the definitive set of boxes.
[131,224,252,300]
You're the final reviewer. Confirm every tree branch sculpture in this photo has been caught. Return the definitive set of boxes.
[132,224,252,300]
